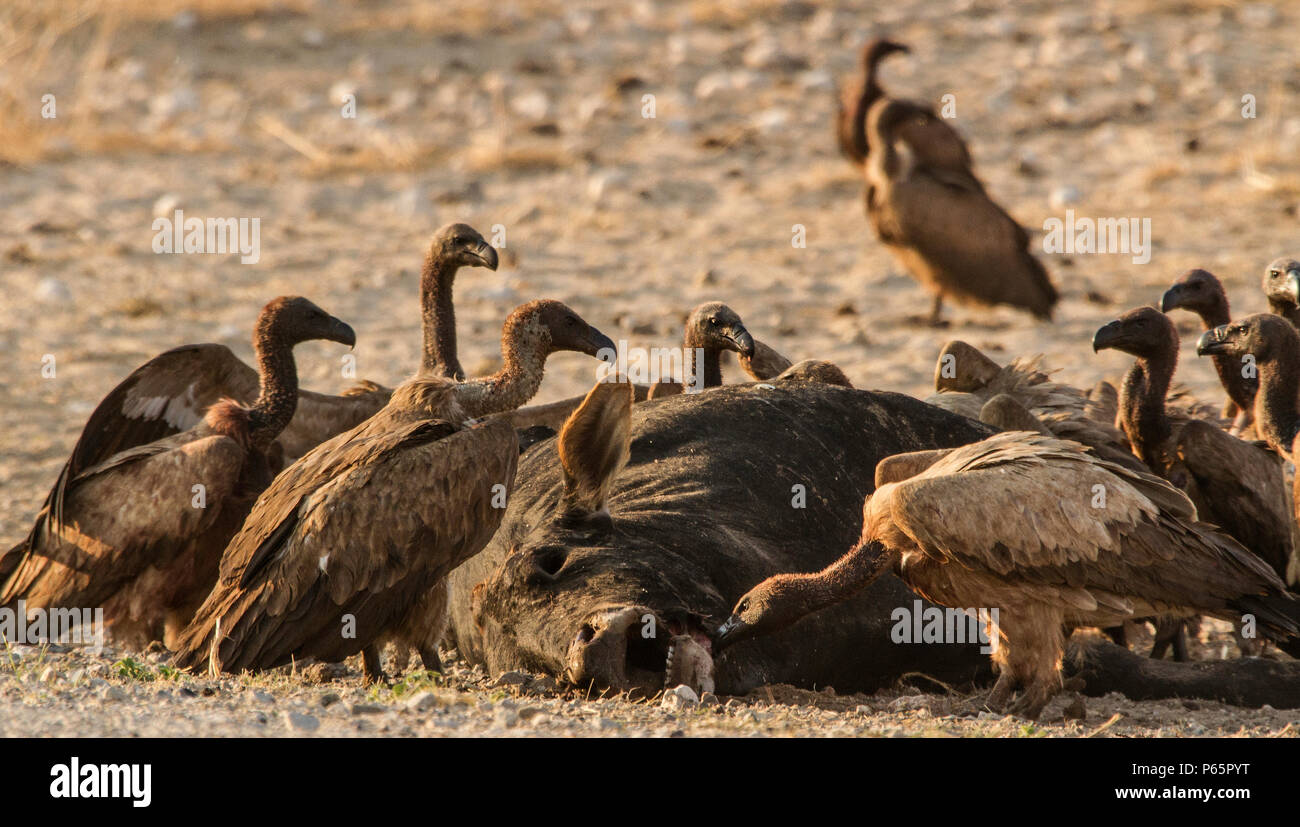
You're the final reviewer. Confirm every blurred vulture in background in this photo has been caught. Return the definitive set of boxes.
[0,297,357,647]
[864,99,1057,324]
[1160,268,1256,435]
[716,432,1300,719]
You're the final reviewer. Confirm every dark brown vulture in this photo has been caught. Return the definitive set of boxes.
[647,302,755,399]
[1262,257,1300,328]
[926,341,1140,472]
[1198,313,1300,588]
[835,38,972,173]
[175,299,615,682]
[865,99,1057,325]
[716,432,1300,718]
[1161,268,1256,434]
[1093,307,1294,592]
[771,359,854,388]
[0,297,357,647]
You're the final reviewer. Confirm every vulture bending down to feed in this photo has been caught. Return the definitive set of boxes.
[736,341,853,388]
[835,38,972,172]
[1161,268,1256,433]
[865,99,1057,325]
[175,299,615,682]
[1263,257,1300,328]
[0,297,357,647]
[647,302,756,399]
[1198,313,1300,586]
[715,432,1300,719]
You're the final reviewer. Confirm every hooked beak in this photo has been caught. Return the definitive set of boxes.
[1159,285,1184,314]
[1195,325,1232,356]
[329,317,357,349]
[1091,320,1123,353]
[470,242,499,271]
[713,615,749,653]
[726,325,756,359]
[581,326,617,358]
[1286,269,1300,304]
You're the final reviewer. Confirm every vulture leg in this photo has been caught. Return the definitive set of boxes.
[993,608,1065,720]
[1149,619,1190,662]
[418,646,445,674]
[361,645,388,686]
[928,294,946,328]
[985,669,1017,713]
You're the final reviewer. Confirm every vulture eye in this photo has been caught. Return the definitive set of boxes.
[736,598,750,614]
[1270,270,1280,278]
[709,318,720,326]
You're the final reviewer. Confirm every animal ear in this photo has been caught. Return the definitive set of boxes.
[557,379,633,520]
[934,340,1000,392]
[874,448,956,488]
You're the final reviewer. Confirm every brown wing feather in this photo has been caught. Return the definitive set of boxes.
[174,415,518,674]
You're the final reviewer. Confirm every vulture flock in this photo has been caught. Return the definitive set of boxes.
[4,38,1300,721]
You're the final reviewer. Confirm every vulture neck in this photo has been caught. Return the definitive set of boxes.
[850,75,885,160]
[1195,296,1254,410]
[1267,298,1300,329]
[454,316,549,418]
[1255,349,1300,458]
[248,327,300,451]
[1119,351,1175,472]
[785,540,901,621]
[420,249,463,380]
[683,334,723,389]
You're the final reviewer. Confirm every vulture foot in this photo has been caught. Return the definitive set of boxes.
[418,646,445,674]
[361,646,389,686]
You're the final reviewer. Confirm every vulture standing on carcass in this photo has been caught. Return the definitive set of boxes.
[1262,257,1300,328]
[647,302,756,399]
[1160,268,1256,434]
[715,432,1300,718]
[864,99,1057,325]
[1093,307,1295,656]
[926,340,1141,472]
[1197,313,1300,586]
[0,297,357,647]
[835,38,972,173]
[174,300,616,682]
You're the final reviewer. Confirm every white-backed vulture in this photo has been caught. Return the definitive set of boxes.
[0,297,357,647]
[1262,257,1300,328]
[835,38,972,173]
[175,299,615,682]
[647,302,755,399]
[1094,307,1294,604]
[1198,313,1300,587]
[1160,268,1256,434]
[737,339,793,382]
[771,359,854,388]
[865,99,1057,324]
[716,432,1300,718]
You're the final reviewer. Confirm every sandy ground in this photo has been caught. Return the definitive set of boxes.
[2,0,1299,737]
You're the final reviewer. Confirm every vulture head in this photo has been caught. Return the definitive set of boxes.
[861,37,910,70]
[516,299,615,358]
[1091,306,1177,360]
[429,222,499,271]
[1160,268,1226,316]
[1197,312,1298,363]
[258,296,356,349]
[715,572,811,652]
[933,340,1002,393]
[1263,257,1300,311]
[684,302,756,359]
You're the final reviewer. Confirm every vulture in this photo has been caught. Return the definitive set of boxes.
[715,432,1300,718]
[174,299,615,682]
[1160,268,1256,434]
[1262,257,1300,328]
[0,297,357,647]
[926,340,1141,472]
[738,339,793,382]
[1093,307,1294,588]
[835,38,972,173]
[736,340,854,388]
[865,98,1057,325]
[647,302,756,399]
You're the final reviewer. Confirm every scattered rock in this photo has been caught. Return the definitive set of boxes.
[285,711,320,732]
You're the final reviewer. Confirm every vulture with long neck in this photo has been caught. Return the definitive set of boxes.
[173,300,615,682]
[647,302,756,399]
[1160,268,1256,434]
[1093,307,1294,588]
[926,340,1140,472]
[836,38,972,173]
[1262,257,1300,327]
[0,297,357,647]
[1198,314,1300,589]
[716,432,1300,718]
[865,99,1057,325]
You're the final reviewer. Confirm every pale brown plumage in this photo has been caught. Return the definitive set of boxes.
[719,432,1300,718]
[172,376,518,678]
[0,297,357,647]
[865,99,1056,324]
[737,339,793,382]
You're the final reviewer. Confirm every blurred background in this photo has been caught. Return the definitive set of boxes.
[1,0,1298,533]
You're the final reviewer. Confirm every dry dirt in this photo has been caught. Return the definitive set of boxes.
[1,0,1299,737]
